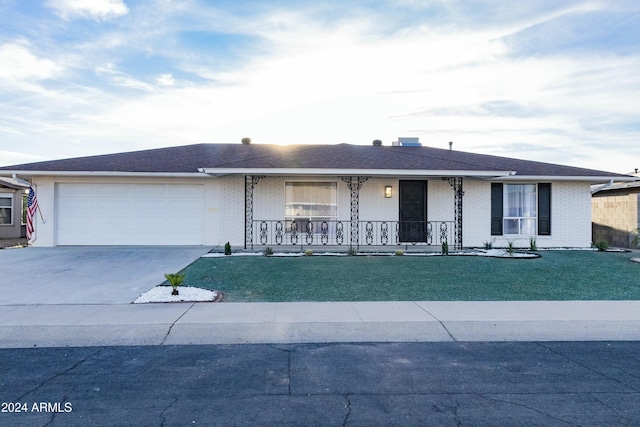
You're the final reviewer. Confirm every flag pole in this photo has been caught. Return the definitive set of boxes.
[37,204,45,223]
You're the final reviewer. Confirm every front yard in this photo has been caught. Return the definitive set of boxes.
[178,251,640,302]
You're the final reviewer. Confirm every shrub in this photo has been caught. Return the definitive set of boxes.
[483,240,493,250]
[305,249,313,256]
[595,240,609,251]
[529,237,537,251]
[506,240,516,257]
[347,247,357,256]
[224,242,232,256]
[395,250,404,256]
[164,272,185,296]
[441,241,449,255]
[263,247,273,256]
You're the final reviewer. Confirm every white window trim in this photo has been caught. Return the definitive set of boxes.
[502,183,537,236]
[0,193,14,226]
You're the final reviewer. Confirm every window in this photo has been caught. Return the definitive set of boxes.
[491,183,552,236]
[0,194,13,225]
[285,182,337,230]
[503,184,536,235]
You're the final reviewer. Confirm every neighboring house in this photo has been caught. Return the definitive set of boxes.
[0,141,635,249]
[591,171,640,248]
[0,176,30,239]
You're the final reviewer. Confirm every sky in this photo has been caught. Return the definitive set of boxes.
[0,0,639,173]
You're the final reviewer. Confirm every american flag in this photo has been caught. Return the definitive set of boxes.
[26,187,39,241]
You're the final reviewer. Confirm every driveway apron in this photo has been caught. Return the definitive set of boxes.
[0,246,209,305]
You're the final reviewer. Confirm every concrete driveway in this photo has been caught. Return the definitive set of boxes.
[0,246,210,305]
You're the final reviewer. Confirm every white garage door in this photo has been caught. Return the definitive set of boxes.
[56,183,204,245]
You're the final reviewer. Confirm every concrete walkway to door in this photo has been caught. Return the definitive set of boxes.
[0,246,210,305]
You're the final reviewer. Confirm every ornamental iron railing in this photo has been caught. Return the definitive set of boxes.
[251,220,456,250]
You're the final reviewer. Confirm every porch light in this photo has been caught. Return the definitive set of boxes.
[384,186,392,198]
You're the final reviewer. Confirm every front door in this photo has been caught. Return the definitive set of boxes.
[399,180,427,243]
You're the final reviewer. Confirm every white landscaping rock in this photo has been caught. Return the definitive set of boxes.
[133,286,218,304]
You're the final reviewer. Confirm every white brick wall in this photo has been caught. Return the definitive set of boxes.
[253,177,285,220]
[358,177,397,221]
[464,180,593,248]
[427,179,455,221]
[462,179,491,247]
[204,176,244,247]
[547,181,593,248]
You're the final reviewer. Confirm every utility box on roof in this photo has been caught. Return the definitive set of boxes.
[392,137,421,147]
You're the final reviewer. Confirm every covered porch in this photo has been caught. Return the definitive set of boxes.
[244,175,465,251]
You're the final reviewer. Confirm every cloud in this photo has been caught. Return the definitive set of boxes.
[0,41,63,91]
[94,63,153,91]
[46,0,129,20]
[1,0,639,172]
[156,73,177,86]
[0,150,49,166]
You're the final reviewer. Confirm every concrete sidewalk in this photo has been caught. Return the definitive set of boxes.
[2,300,640,348]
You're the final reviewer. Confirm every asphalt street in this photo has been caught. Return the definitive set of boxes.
[2,341,640,427]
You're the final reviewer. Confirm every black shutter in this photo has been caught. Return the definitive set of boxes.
[491,183,503,235]
[538,183,551,235]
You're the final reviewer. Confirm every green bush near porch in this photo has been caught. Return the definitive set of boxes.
[181,251,640,302]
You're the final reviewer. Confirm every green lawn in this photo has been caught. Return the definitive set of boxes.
[178,251,640,302]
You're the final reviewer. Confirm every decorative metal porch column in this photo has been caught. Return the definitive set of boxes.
[245,175,265,249]
[447,177,464,250]
[339,176,370,249]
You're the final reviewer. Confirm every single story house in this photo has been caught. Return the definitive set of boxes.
[0,141,635,249]
[591,172,640,248]
[0,176,30,239]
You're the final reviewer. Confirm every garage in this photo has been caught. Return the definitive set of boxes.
[55,183,204,245]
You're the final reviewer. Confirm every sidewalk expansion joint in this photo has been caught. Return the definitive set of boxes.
[161,303,195,345]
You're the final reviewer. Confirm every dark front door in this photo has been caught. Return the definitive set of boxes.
[399,180,427,243]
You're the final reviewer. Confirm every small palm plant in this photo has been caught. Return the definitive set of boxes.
[164,272,185,296]
[632,228,639,248]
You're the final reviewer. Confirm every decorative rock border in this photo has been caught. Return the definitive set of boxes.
[202,249,541,259]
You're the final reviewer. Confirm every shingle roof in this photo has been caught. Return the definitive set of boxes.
[0,143,631,179]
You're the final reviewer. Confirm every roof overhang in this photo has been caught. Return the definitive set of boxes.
[0,175,30,189]
[0,171,206,178]
[4,169,634,185]
[494,175,640,184]
[198,167,516,178]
